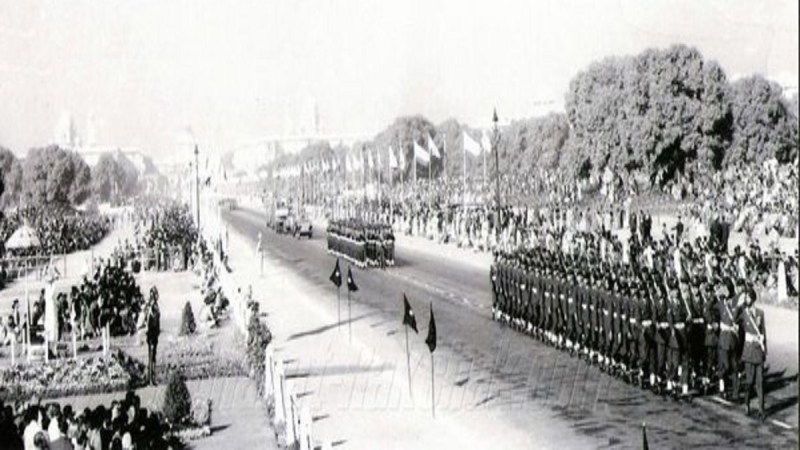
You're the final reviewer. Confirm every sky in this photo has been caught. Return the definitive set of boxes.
[0,0,797,161]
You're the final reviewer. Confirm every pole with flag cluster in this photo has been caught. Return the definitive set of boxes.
[402,294,418,397]
[346,267,358,342]
[425,303,437,418]
[329,259,342,330]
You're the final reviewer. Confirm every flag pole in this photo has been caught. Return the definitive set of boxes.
[463,134,467,215]
[405,325,412,398]
[428,153,432,213]
[431,351,435,419]
[483,145,486,186]
[337,286,341,332]
[348,286,352,342]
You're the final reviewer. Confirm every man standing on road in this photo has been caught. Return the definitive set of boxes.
[717,285,741,400]
[740,289,767,420]
[145,287,161,386]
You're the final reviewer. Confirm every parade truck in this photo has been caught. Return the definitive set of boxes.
[267,198,292,234]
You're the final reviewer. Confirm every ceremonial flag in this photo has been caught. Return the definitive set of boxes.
[414,141,430,165]
[463,131,482,156]
[425,303,436,352]
[427,134,441,158]
[367,150,374,169]
[399,146,407,168]
[481,130,491,152]
[347,267,358,292]
[376,149,382,169]
[389,146,398,168]
[402,294,418,333]
[642,423,648,450]
[329,258,342,288]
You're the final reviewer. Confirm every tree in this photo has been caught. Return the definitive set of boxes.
[563,45,732,184]
[726,75,798,164]
[91,151,141,203]
[162,370,192,425]
[179,301,196,335]
[0,147,23,208]
[22,145,92,208]
[372,115,440,180]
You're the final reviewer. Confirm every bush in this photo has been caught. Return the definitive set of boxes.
[192,398,212,427]
[162,370,192,425]
[179,302,197,336]
[245,304,272,396]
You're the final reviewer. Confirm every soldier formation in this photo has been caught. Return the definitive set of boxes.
[491,238,770,420]
[327,219,395,268]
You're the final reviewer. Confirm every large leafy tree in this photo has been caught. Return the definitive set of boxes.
[564,45,732,184]
[372,115,440,180]
[91,151,141,203]
[22,145,91,208]
[726,75,798,164]
[0,147,23,208]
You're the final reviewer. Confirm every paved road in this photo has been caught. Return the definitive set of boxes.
[225,207,797,449]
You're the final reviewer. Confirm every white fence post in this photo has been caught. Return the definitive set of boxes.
[288,389,299,447]
[274,359,286,425]
[299,405,312,450]
[264,346,275,400]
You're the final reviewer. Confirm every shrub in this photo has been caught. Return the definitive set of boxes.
[162,370,192,425]
[192,398,212,427]
[245,304,272,396]
[179,302,197,336]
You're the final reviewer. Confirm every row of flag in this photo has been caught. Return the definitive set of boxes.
[325,259,652,444]
[328,258,437,353]
[271,129,492,179]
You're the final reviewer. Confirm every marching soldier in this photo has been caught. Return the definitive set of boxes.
[490,259,499,320]
[579,270,594,359]
[639,285,656,388]
[530,261,543,339]
[702,282,723,394]
[670,280,691,398]
[740,288,767,420]
[566,270,579,356]
[601,277,615,371]
[717,282,742,400]
[653,283,670,394]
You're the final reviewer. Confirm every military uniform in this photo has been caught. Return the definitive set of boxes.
[654,289,670,390]
[740,297,767,419]
[717,292,741,399]
[703,285,722,391]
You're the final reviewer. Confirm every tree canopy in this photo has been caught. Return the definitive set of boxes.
[727,76,798,164]
[91,151,140,203]
[21,145,91,208]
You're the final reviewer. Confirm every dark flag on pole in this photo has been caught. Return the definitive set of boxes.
[346,267,358,292]
[402,294,418,333]
[642,422,648,450]
[329,258,342,288]
[425,303,436,353]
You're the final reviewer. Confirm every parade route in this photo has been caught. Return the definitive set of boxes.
[223,206,798,449]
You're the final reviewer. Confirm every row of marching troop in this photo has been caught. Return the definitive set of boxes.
[490,235,771,421]
[326,219,395,269]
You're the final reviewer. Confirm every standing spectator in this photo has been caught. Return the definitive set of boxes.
[23,406,43,450]
[145,287,161,386]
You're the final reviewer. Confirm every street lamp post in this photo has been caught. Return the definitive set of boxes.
[194,144,201,230]
[492,109,501,240]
